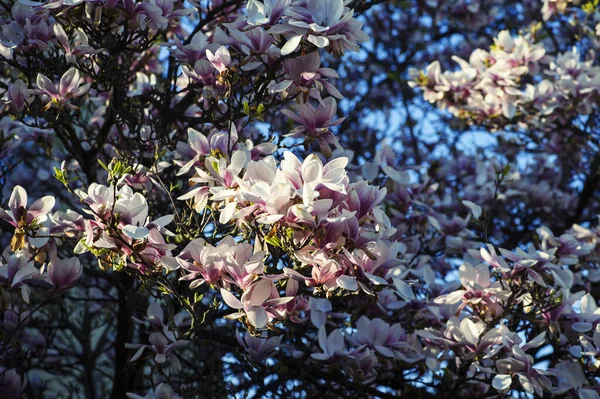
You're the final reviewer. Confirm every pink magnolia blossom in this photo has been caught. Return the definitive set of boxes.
[0,185,55,249]
[46,256,82,290]
[311,326,346,361]
[36,68,90,110]
[237,331,282,362]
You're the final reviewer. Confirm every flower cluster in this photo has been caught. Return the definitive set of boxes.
[410,28,600,129]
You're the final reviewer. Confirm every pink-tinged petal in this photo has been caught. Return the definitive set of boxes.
[9,186,27,218]
[220,288,244,309]
[479,248,495,264]
[229,150,248,176]
[71,83,91,97]
[27,196,55,221]
[517,374,534,395]
[0,209,16,226]
[36,74,57,96]
[177,186,202,200]
[280,108,304,124]
[215,46,231,66]
[149,332,168,350]
[53,24,70,51]
[11,264,39,287]
[522,332,546,350]
[246,306,268,328]
[374,345,395,358]
[206,46,230,73]
[263,297,294,307]
[8,80,27,111]
[188,279,206,289]
[244,279,272,307]
[443,290,466,304]
[48,257,82,289]
[322,80,343,99]
[188,128,210,155]
[167,340,188,352]
[270,0,289,22]
[327,329,344,353]
[268,80,293,92]
[128,346,146,362]
[280,35,302,56]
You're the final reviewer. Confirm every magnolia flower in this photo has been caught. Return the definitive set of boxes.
[436,262,505,315]
[220,278,293,329]
[0,369,26,399]
[280,97,344,154]
[0,185,55,250]
[246,0,289,26]
[418,317,503,361]
[135,0,192,30]
[133,302,166,331]
[36,68,91,110]
[126,332,188,366]
[537,226,594,265]
[273,52,342,99]
[171,31,209,64]
[6,79,29,112]
[177,236,262,288]
[206,46,231,74]
[277,0,368,55]
[53,24,101,63]
[237,331,282,362]
[0,252,39,290]
[46,257,82,290]
[347,316,416,360]
[311,326,345,361]
[570,294,600,333]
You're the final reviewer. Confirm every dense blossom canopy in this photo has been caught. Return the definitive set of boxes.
[1,0,600,398]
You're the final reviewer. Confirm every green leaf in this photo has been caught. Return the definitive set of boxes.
[98,159,109,172]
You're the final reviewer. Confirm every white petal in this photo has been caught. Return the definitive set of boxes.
[122,225,150,239]
[462,200,482,220]
[393,278,415,300]
[281,35,302,56]
[220,288,244,309]
[492,374,512,391]
[337,275,358,291]
[219,202,237,224]
[246,306,268,329]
